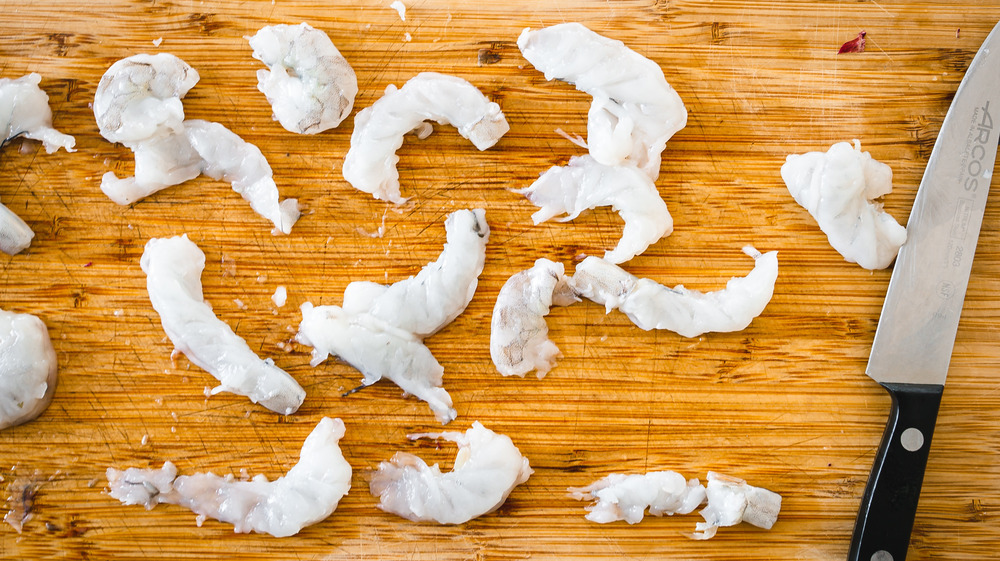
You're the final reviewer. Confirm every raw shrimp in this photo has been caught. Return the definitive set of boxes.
[693,472,782,540]
[93,53,198,144]
[1,73,76,254]
[296,209,489,423]
[107,417,352,537]
[0,309,58,430]
[141,235,305,415]
[516,155,672,263]
[1,73,76,153]
[567,471,706,524]
[248,22,358,134]
[490,258,578,378]
[571,246,778,337]
[369,421,532,524]
[517,23,687,179]
[341,72,509,203]
[781,140,906,270]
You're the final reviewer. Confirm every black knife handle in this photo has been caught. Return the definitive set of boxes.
[848,382,944,561]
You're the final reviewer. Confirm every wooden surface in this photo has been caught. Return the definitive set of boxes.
[2,1,1000,559]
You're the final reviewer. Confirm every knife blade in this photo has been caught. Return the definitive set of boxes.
[849,21,1000,561]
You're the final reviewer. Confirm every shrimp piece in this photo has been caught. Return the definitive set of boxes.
[93,53,198,144]
[781,140,906,270]
[692,472,782,540]
[517,23,687,179]
[248,22,358,134]
[517,155,672,264]
[342,72,509,203]
[490,258,578,378]
[106,417,352,537]
[0,205,34,256]
[0,309,58,430]
[571,246,778,337]
[369,421,532,524]
[1,73,76,153]
[141,235,305,415]
[567,471,706,524]
[296,209,489,423]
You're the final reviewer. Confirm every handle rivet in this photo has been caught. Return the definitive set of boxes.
[901,427,925,452]
[871,551,893,561]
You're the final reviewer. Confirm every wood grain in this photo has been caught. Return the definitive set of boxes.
[3,1,1000,559]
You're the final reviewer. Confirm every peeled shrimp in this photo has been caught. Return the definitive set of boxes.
[781,140,906,270]
[567,471,706,524]
[141,234,305,415]
[517,23,687,179]
[490,258,578,378]
[571,246,778,337]
[248,22,358,134]
[107,417,351,537]
[369,421,532,524]
[0,308,58,430]
[693,472,782,540]
[93,53,198,144]
[517,155,672,264]
[296,209,489,424]
[341,72,509,203]
[1,73,76,254]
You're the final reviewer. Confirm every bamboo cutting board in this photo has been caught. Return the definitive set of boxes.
[3,1,1000,559]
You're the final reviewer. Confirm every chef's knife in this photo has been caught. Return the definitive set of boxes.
[849,20,1000,561]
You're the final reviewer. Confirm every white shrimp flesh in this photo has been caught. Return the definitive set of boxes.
[141,234,305,415]
[342,72,509,203]
[296,209,489,424]
[490,258,578,378]
[781,140,906,270]
[107,417,352,537]
[571,246,778,337]
[93,53,198,145]
[567,471,706,524]
[369,421,532,524]
[516,154,672,263]
[0,205,34,256]
[248,22,358,134]
[517,23,687,179]
[0,309,58,430]
[693,472,782,540]
[1,73,76,153]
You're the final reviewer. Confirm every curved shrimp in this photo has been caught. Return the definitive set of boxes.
[517,23,687,179]
[93,53,198,144]
[341,72,509,203]
[517,155,672,264]
[369,421,532,524]
[248,22,358,134]
[0,308,58,430]
[107,417,352,537]
[490,258,578,378]
[571,246,778,338]
[141,234,305,415]
[781,140,906,270]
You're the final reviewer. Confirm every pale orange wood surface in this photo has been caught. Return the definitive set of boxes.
[2,1,1000,559]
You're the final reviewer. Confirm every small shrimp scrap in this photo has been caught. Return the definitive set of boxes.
[95,53,299,234]
[296,209,489,423]
[369,421,532,524]
[781,140,906,270]
[107,417,352,537]
[517,22,687,179]
[490,258,578,378]
[248,22,358,134]
[569,470,781,539]
[342,72,509,203]
[516,154,673,264]
[0,308,58,430]
[141,234,305,415]
[571,246,778,338]
[1,73,76,254]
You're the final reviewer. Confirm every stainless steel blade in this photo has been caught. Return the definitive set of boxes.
[866,22,1000,386]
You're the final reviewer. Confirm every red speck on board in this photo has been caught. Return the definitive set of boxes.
[839,30,867,54]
